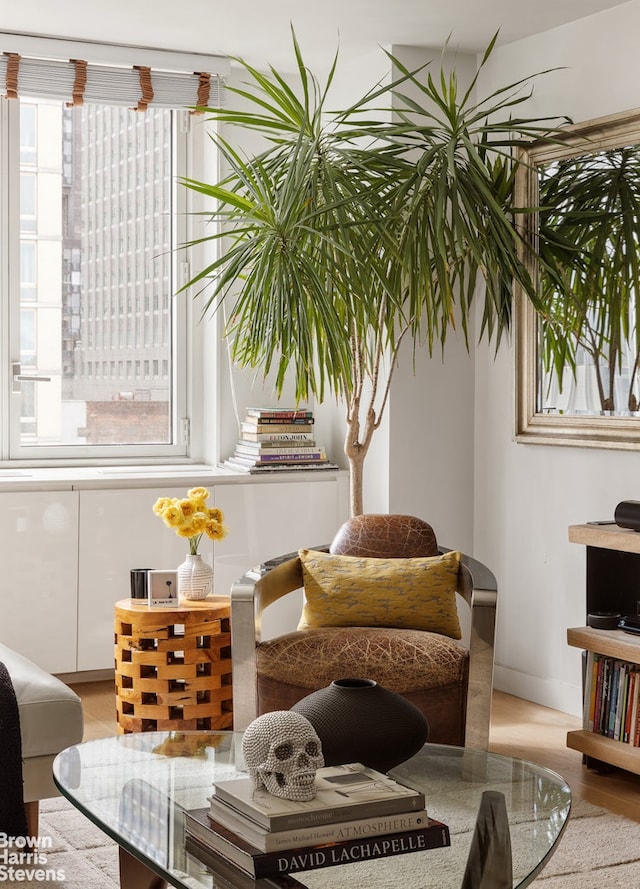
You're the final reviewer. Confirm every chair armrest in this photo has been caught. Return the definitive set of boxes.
[460,554,498,751]
[460,553,498,599]
[230,545,329,730]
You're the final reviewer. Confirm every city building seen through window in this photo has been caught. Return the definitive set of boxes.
[15,97,177,452]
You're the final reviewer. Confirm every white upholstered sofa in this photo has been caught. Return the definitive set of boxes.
[0,643,84,834]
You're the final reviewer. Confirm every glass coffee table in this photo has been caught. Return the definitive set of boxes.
[53,732,570,889]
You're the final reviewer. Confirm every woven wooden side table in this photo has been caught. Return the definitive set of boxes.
[114,597,233,734]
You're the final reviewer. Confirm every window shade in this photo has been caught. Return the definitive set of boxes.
[0,33,228,109]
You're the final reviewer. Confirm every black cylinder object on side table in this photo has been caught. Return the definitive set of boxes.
[130,568,152,599]
[291,678,429,773]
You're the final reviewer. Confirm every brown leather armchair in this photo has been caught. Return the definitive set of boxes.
[230,514,497,750]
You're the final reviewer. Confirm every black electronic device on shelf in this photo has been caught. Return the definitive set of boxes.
[615,501,640,531]
[619,615,640,636]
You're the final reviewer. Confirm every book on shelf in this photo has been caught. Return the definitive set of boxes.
[623,666,633,741]
[246,408,314,420]
[242,417,315,428]
[593,653,605,735]
[628,669,639,746]
[613,661,628,740]
[206,795,430,852]
[627,670,639,744]
[240,429,316,442]
[184,808,450,878]
[231,451,328,465]
[222,459,341,475]
[607,660,621,738]
[584,651,600,732]
[235,444,325,457]
[598,656,611,735]
[211,763,426,832]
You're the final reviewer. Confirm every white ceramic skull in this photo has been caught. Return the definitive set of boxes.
[242,711,324,801]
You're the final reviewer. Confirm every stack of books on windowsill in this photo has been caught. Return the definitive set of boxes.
[184,762,450,879]
[222,407,340,474]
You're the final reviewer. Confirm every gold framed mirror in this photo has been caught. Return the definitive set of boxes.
[515,107,640,449]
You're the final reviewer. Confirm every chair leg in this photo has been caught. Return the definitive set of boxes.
[24,800,39,837]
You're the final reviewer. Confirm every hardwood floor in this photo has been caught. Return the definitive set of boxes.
[70,680,640,823]
[70,679,120,742]
[489,689,640,822]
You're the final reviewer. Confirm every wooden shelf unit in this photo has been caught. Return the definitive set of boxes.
[568,523,640,775]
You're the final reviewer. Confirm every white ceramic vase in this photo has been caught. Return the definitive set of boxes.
[177,553,213,600]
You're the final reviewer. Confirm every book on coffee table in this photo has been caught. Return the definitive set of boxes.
[206,795,430,852]
[184,834,305,889]
[211,762,426,832]
[184,807,450,878]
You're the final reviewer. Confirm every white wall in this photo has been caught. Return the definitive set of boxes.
[386,46,478,554]
[474,0,640,716]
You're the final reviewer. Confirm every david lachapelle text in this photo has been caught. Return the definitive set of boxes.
[278,831,433,872]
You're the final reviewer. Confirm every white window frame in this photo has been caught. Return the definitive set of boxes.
[0,40,222,466]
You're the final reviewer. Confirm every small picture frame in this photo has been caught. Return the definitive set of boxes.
[148,570,178,607]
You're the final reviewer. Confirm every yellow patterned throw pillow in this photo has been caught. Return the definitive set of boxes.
[298,548,462,639]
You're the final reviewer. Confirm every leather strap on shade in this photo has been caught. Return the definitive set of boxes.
[192,71,210,113]
[67,59,88,107]
[134,65,154,111]
[4,53,20,100]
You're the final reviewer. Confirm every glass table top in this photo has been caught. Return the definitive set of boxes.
[53,732,571,889]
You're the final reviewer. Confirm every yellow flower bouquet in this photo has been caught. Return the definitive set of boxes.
[153,487,228,555]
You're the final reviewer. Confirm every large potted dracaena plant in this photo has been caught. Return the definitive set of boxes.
[182,32,565,516]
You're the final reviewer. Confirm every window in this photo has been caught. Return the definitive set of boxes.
[20,308,36,366]
[0,38,227,461]
[20,242,36,302]
[19,172,36,232]
[19,104,36,164]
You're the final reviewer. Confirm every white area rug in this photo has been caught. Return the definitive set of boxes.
[16,796,640,888]
[13,798,119,889]
[533,801,640,888]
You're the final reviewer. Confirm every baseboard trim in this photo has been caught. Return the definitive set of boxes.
[55,668,114,684]
[494,664,582,718]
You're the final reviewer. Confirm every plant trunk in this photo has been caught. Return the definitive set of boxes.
[348,451,366,517]
[344,403,376,517]
[343,369,385,514]
[628,352,639,411]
